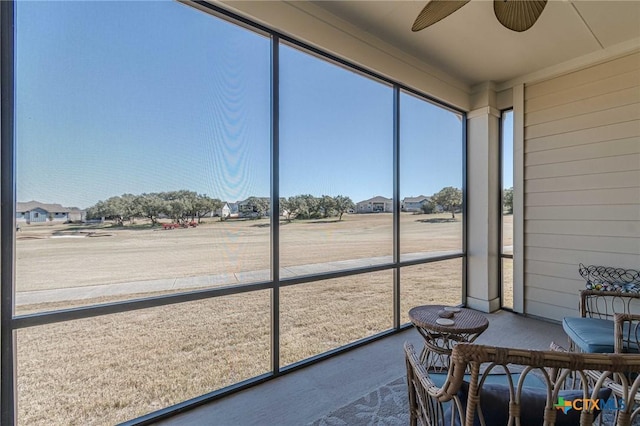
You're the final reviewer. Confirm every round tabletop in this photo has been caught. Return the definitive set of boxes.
[408,305,489,334]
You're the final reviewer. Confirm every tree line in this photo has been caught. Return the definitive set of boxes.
[237,195,356,221]
[86,191,222,225]
[417,186,512,218]
[420,186,463,218]
[281,195,354,221]
[85,186,470,226]
[85,191,356,225]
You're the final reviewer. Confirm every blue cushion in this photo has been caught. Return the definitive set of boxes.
[563,316,640,353]
[446,382,611,426]
[434,371,547,424]
[562,317,615,353]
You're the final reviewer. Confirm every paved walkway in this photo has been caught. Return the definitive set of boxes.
[16,251,459,306]
[157,312,565,426]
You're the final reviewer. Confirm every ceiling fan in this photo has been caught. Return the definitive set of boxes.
[412,0,548,33]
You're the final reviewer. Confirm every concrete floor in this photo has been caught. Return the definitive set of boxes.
[155,310,567,426]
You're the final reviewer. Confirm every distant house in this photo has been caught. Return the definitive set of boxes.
[217,203,231,218]
[226,202,240,218]
[16,201,84,224]
[356,196,393,213]
[401,195,430,212]
[67,208,86,222]
[208,202,239,218]
[213,202,236,218]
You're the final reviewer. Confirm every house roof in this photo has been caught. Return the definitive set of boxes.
[403,196,429,203]
[16,201,71,213]
[358,196,392,204]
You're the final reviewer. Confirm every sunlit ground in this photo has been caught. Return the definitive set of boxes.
[16,212,463,312]
[16,213,464,425]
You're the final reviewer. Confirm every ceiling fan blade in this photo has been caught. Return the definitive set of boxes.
[412,0,471,32]
[494,0,548,32]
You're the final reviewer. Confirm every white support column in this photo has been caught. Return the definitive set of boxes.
[466,85,501,312]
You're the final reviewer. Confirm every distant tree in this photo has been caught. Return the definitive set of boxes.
[193,194,223,223]
[86,200,108,221]
[503,187,514,214]
[182,190,200,221]
[87,195,135,225]
[244,196,270,218]
[319,195,336,218]
[281,196,305,222]
[136,193,166,225]
[333,195,354,221]
[420,199,437,214]
[88,190,222,226]
[309,195,324,219]
[162,190,194,223]
[296,194,320,219]
[280,197,294,222]
[432,187,462,219]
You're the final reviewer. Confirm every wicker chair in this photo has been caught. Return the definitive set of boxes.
[405,341,640,426]
[615,314,640,354]
[563,265,640,354]
[608,314,640,414]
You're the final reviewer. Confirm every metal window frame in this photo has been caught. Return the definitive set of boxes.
[0,1,468,424]
[1,1,17,424]
[270,34,281,376]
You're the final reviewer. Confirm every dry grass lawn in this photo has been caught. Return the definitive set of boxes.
[16,213,466,425]
[16,213,462,294]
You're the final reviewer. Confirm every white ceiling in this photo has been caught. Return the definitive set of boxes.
[309,0,640,87]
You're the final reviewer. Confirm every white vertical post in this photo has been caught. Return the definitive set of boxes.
[466,91,501,312]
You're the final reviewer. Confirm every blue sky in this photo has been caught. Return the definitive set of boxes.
[502,110,514,189]
[17,1,464,209]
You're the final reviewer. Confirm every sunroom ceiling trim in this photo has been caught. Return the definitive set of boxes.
[205,0,472,111]
[496,37,640,91]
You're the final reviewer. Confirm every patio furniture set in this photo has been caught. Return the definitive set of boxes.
[406,264,640,425]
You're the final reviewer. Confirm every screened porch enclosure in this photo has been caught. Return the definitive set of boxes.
[1,0,639,424]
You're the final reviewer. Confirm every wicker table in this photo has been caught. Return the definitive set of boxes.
[409,305,489,371]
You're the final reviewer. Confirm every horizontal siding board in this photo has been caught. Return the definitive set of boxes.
[527,273,585,294]
[523,54,640,322]
[526,154,640,179]
[526,246,640,267]
[526,138,640,166]
[526,287,579,316]
[525,205,640,221]
[526,86,640,127]
[526,234,640,255]
[524,283,577,301]
[525,52,640,100]
[526,70,640,113]
[526,220,640,238]
[526,188,640,207]
[525,259,588,281]
[526,171,640,192]
[525,103,640,140]
[525,299,576,322]
[526,121,640,153]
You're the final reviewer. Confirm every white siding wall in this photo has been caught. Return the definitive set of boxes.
[523,52,640,321]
